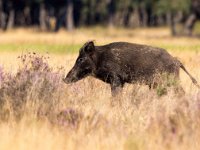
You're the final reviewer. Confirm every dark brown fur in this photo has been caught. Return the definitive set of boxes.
[64,41,199,95]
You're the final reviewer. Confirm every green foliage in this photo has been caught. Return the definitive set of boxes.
[0,0,197,31]
[79,0,109,24]
[155,0,191,15]
[156,73,181,97]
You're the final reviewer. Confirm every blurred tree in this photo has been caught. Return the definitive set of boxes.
[125,0,140,28]
[54,0,68,32]
[0,0,3,28]
[115,0,131,26]
[2,0,14,30]
[155,0,191,35]
[184,0,200,35]
[0,0,200,36]
[38,0,46,31]
[78,0,88,25]
[107,0,115,27]
[66,0,74,31]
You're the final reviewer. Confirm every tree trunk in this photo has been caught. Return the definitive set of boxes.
[167,12,177,36]
[184,13,196,36]
[24,6,31,26]
[157,15,165,26]
[66,0,74,31]
[171,15,176,36]
[114,11,125,26]
[108,13,114,27]
[140,6,148,27]
[7,9,14,29]
[39,3,47,31]
[128,8,140,28]
[108,0,115,27]
[166,12,171,26]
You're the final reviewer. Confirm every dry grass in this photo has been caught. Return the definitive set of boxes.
[1,27,200,47]
[0,28,200,150]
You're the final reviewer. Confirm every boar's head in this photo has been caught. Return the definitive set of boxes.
[63,41,96,84]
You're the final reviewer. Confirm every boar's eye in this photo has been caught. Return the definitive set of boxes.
[78,58,84,63]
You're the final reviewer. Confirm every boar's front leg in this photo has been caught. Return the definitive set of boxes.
[110,75,124,97]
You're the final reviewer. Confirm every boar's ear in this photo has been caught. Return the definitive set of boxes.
[84,41,95,54]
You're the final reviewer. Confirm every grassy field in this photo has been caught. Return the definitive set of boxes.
[0,27,200,150]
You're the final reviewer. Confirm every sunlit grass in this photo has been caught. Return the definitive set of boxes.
[0,43,81,54]
[194,21,200,34]
[0,27,200,54]
[0,42,200,54]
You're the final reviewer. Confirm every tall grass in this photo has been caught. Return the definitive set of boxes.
[0,28,200,150]
[0,52,199,150]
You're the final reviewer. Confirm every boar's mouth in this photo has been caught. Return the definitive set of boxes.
[63,68,91,84]
[63,76,79,84]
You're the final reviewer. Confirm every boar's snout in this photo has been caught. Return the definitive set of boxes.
[63,77,72,84]
[63,69,79,84]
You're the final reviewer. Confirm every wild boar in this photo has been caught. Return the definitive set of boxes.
[63,41,199,95]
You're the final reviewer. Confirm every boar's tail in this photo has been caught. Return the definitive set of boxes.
[178,60,200,89]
